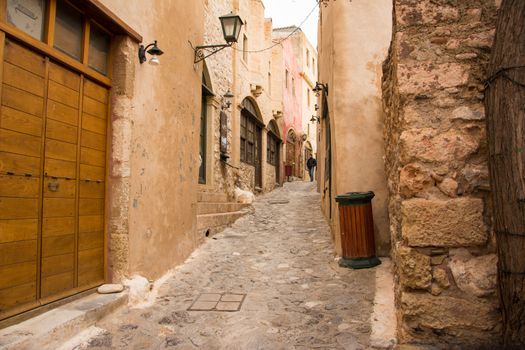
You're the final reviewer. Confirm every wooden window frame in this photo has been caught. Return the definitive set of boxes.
[240,112,257,166]
[0,0,141,87]
[267,134,277,166]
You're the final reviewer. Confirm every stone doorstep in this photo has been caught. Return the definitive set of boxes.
[0,291,128,350]
[196,211,246,231]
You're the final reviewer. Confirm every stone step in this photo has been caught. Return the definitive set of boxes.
[197,211,246,231]
[197,192,229,203]
[0,291,128,350]
[197,202,250,215]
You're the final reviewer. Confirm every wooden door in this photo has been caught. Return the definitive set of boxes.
[286,141,295,176]
[0,39,46,317]
[254,125,262,188]
[0,39,108,320]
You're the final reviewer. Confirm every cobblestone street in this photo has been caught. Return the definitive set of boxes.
[72,182,385,349]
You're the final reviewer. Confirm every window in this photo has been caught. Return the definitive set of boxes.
[268,61,271,95]
[243,34,248,62]
[7,0,46,40]
[89,22,111,74]
[268,72,271,95]
[54,0,83,60]
[267,134,277,166]
[306,49,310,67]
[5,0,116,77]
[285,69,289,89]
[292,77,295,96]
[240,114,247,163]
[312,58,316,74]
[199,92,208,184]
[307,88,311,107]
[241,112,257,165]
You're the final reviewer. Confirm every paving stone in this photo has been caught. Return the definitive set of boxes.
[189,301,217,311]
[198,293,222,302]
[215,302,241,311]
[221,294,244,302]
[67,182,376,349]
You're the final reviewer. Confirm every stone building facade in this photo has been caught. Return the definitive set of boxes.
[318,0,502,347]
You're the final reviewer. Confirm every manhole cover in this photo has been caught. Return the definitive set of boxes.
[188,293,247,312]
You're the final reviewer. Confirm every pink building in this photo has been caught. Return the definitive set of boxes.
[271,27,308,178]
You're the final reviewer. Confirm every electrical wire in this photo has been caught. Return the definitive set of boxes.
[228,0,320,54]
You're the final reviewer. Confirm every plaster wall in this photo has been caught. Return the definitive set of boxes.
[100,0,204,280]
[318,0,392,256]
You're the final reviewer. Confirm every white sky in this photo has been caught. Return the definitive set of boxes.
[263,0,319,49]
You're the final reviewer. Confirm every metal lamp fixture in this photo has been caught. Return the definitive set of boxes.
[313,82,328,97]
[222,89,234,110]
[192,12,244,64]
[139,40,164,65]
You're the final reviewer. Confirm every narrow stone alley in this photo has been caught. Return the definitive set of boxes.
[65,182,386,350]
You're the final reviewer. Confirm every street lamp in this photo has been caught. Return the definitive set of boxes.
[222,89,234,110]
[219,13,244,43]
[192,13,244,64]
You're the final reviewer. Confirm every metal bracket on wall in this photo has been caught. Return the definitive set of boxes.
[189,41,233,64]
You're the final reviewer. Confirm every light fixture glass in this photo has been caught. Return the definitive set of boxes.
[149,55,160,66]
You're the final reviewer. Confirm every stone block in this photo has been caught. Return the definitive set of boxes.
[397,246,432,290]
[451,105,485,121]
[437,178,458,198]
[401,198,487,247]
[449,249,497,297]
[400,129,481,164]
[398,63,469,95]
[465,30,495,49]
[398,3,459,27]
[432,267,450,289]
[399,163,433,198]
[400,292,500,332]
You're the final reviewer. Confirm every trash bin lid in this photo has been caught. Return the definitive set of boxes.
[335,191,375,205]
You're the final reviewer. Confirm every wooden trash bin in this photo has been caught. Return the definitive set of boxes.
[335,192,381,269]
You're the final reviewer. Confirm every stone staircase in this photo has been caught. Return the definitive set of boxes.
[196,192,251,242]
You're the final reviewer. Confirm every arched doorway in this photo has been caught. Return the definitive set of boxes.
[240,98,264,188]
[267,120,282,184]
[304,141,313,179]
[286,129,297,177]
[199,63,214,184]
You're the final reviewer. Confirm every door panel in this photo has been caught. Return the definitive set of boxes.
[0,40,44,315]
[0,39,108,319]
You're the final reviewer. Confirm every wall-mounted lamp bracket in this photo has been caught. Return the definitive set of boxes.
[313,82,329,97]
[190,42,233,64]
[310,115,320,124]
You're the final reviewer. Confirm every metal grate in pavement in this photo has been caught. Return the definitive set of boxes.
[187,293,247,312]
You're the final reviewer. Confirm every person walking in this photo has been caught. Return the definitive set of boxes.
[306,155,317,182]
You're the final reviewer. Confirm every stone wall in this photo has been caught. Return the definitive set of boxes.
[263,163,277,193]
[200,0,237,200]
[382,0,501,346]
